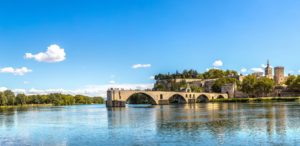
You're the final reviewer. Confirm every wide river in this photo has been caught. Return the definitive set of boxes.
[1,102,300,146]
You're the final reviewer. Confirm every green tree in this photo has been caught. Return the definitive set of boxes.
[16,94,27,105]
[0,92,8,106]
[286,75,296,86]
[241,75,257,97]
[190,85,203,92]
[212,78,239,93]
[74,95,86,104]
[4,90,15,105]
[225,70,238,77]
[93,97,104,104]
[203,69,225,79]
[0,91,104,106]
[254,77,275,97]
[288,76,300,92]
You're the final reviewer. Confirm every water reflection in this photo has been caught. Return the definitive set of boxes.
[1,103,300,145]
[106,102,300,145]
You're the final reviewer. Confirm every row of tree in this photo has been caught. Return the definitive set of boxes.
[153,79,204,92]
[0,90,104,106]
[210,75,276,97]
[154,69,239,80]
[285,75,300,92]
[241,75,275,97]
[211,77,240,93]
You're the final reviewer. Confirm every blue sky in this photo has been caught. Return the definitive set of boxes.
[1,0,300,96]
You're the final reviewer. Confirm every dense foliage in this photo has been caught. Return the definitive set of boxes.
[241,75,275,97]
[155,69,238,80]
[286,75,300,92]
[0,90,104,106]
[154,80,187,92]
[211,77,240,93]
[153,79,204,92]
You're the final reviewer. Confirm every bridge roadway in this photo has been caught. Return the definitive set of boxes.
[106,89,228,107]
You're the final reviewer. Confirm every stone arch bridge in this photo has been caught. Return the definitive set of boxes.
[106,89,228,107]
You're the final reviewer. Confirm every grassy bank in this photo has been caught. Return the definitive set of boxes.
[210,97,300,103]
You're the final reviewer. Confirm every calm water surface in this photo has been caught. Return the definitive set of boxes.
[1,102,300,146]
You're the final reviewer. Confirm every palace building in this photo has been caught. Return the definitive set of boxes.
[265,60,273,79]
[264,60,285,85]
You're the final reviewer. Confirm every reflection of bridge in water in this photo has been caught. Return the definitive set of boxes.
[106,89,228,107]
[106,103,289,145]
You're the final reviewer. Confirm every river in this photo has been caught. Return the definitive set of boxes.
[1,102,300,146]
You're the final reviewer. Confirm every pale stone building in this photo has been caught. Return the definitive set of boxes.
[221,83,236,98]
[274,66,285,85]
[252,72,263,78]
[265,60,273,79]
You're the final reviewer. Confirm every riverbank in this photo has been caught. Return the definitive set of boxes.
[211,97,300,103]
[0,103,105,109]
[0,104,54,108]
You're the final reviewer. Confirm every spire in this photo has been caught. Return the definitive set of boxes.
[267,59,270,67]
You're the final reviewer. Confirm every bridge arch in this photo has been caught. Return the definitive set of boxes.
[126,92,157,105]
[197,94,209,103]
[217,95,225,99]
[168,94,187,104]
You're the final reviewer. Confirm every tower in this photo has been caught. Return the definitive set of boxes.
[265,60,273,79]
[274,66,285,85]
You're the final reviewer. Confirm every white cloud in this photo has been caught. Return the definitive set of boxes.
[251,68,264,73]
[23,81,30,84]
[149,76,155,80]
[298,70,300,73]
[25,44,66,63]
[0,87,8,92]
[240,68,247,73]
[206,67,221,71]
[132,64,151,69]
[213,60,223,67]
[0,83,154,97]
[13,89,26,94]
[109,80,116,84]
[0,67,32,76]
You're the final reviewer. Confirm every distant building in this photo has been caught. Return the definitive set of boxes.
[252,72,263,78]
[237,75,245,82]
[265,60,273,79]
[204,79,217,92]
[274,66,285,85]
[221,83,236,98]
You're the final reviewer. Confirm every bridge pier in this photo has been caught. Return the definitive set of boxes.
[106,100,126,107]
[188,99,196,104]
[158,100,169,105]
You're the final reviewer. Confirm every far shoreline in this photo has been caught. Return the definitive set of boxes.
[210,97,300,103]
[0,103,105,108]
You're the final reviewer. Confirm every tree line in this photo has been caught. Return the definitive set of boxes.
[154,69,239,80]
[153,69,300,98]
[285,75,300,92]
[240,75,300,97]
[0,90,104,106]
[240,75,274,97]
[154,68,277,97]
